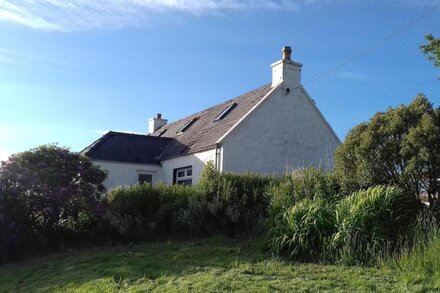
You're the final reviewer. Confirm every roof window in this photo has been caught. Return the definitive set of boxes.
[177,117,198,134]
[214,103,237,121]
[156,128,167,137]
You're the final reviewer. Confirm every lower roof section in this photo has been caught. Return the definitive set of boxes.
[80,131,172,165]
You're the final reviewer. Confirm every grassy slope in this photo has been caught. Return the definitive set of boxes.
[0,239,426,292]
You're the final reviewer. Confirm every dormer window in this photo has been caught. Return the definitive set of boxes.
[214,103,237,121]
[177,117,198,134]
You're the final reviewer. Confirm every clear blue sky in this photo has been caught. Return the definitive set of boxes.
[0,0,439,161]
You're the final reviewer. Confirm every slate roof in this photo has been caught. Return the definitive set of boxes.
[82,83,273,163]
[152,83,272,159]
[81,131,172,164]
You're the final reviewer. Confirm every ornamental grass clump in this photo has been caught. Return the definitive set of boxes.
[333,185,420,265]
[267,198,336,262]
[266,167,340,235]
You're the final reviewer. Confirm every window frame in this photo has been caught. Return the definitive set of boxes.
[156,128,167,137]
[173,166,193,185]
[177,117,198,134]
[138,172,153,185]
[213,103,237,121]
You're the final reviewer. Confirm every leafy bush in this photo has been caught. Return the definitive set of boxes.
[179,163,274,237]
[333,186,420,265]
[335,95,440,204]
[267,198,336,262]
[0,145,106,260]
[103,183,194,241]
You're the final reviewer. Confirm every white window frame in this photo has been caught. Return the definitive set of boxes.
[174,166,193,185]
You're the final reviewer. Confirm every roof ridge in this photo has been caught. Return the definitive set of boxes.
[109,131,172,140]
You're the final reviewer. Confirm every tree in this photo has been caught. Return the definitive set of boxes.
[335,95,440,205]
[0,145,107,257]
[420,34,440,79]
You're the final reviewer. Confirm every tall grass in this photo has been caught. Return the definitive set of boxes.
[267,198,336,262]
[267,167,340,228]
[385,217,440,288]
[333,186,419,265]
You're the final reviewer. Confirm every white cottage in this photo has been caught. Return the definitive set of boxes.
[81,46,340,189]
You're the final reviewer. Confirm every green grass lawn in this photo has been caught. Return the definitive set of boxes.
[0,238,432,292]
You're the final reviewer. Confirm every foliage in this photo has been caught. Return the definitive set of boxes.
[197,160,220,194]
[181,165,274,237]
[420,34,440,79]
[267,167,340,228]
[103,164,274,241]
[0,145,106,260]
[334,95,440,204]
[103,183,193,241]
[333,186,420,265]
[267,198,336,262]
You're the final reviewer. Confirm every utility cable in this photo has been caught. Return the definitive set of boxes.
[300,2,440,88]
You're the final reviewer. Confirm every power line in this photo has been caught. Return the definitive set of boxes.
[301,2,440,88]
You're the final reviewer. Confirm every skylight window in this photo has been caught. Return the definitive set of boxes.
[214,103,237,122]
[177,117,198,134]
[156,128,167,137]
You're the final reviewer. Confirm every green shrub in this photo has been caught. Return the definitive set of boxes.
[176,163,276,238]
[102,183,194,241]
[289,167,341,201]
[218,173,274,236]
[267,167,340,230]
[0,145,106,261]
[333,186,420,265]
[267,198,336,262]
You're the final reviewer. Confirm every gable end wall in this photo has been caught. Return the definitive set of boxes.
[220,86,340,174]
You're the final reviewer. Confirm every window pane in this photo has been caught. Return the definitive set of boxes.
[177,171,185,178]
[177,179,192,185]
[138,174,152,184]
[186,169,192,176]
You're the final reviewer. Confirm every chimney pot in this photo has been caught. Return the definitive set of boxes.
[271,45,302,88]
[282,46,292,61]
[157,113,162,119]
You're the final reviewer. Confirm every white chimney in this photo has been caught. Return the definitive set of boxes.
[271,46,303,88]
[148,113,167,134]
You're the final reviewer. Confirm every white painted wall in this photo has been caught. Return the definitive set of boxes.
[92,160,164,189]
[161,149,216,184]
[220,85,340,175]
